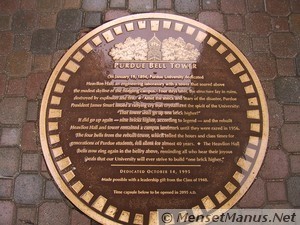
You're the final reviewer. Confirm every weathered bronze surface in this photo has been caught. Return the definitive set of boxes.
[40,13,269,225]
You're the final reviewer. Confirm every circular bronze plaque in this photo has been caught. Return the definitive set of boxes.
[40,13,268,224]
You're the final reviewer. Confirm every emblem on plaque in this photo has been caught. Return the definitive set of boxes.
[40,14,269,225]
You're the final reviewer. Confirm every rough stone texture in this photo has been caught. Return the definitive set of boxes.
[7,78,26,96]
[31,29,57,54]
[157,0,172,9]
[245,13,271,35]
[203,0,218,10]
[6,50,31,77]
[38,13,57,29]
[290,155,300,173]
[0,75,5,98]
[14,34,31,50]
[272,17,289,32]
[21,122,38,151]
[277,58,296,77]
[248,54,276,80]
[45,180,62,199]
[71,210,91,225]
[64,0,81,8]
[27,101,39,121]
[38,202,69,225]
[21,0,37,10]
[266,182,287,201]
[270,33,298,58]
[33,54,52,71]
[268,100,283,127]
[12,10,37,33]
[14,174,43,204]
[57,32,77,49]
[252,37,269,52]
[16,207,36,225]
[84,12,102,27]
[290,14,300,34]
[225,32,251,55]
[265,0,290,16]
[104,10,130,22]
[110,0,126,8]
[0,15,11,31]
[0,98,27,124]
[37,0,62,11]
[198,12,224,32]
[174,0,199,13]
[0,32,13,54]
[260,150,289,179]
[247,0,265,12]
[284,105,300,121]
[0,128,21,146]
[21,153,40,171]
[129,0,154,12]
[287,177,300,207]
[226,15,243,31]
[291,0,300,13]
[26,72,50,100]
[82,0,107,11]
[297,54,300,76]
[0,179,13,198]
[0,0,19,14]
[56,9,82,31]
[221,0,246,14]
[275,77,300,103]
[268,127,280,148]
[0,148,20,177]
[281,124,300,152]
[239,177,266,207]
[0,201,15,225]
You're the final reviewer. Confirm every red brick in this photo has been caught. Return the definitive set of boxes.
[248,54,277,80]
[0,75,6,98]
[71,210,91,225]
[26,72,49,99]
[226,15,243,31]
[267,181,287,201]
[290,155,300,173]
[245,13,271,35]
[12,10,37,33]
[51,50,66,68]
[198,12,224,32]
[261,81,275,99]
[266,0,290,16]
[0,179,13,198]
[6,50,32,77]
[260,150,289,179]
[225,32,251,55]
[0,56,6,72]
[0,0,19,14]
[7,78,26,96]
[239,177,266,207]
[21,0,37,10]
[284,105,300,121]
[38,12,57,29]
[270,33,298,58]
[64,0,82,8]
[272,17,289,32]
[16,207,36,225]
[290,14,300,33]
[157,0,172,9]
[21,122,38,151]
[203,0,218,10]
[277,59,296,77]
[14,35,31,50]
[38,202,69,225]
[282,124,300,153]
[0,32,13,55]
[268,100,283,127]
[252,37,269,52]
[0,201,15,225]
[221,0,246,14]
[268,127,280,149]
[247,0,264,12]
[104,10,130,22]
[33,54,52,71]
[291,0,300,13]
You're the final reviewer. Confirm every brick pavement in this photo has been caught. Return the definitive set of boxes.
[0,0,299,224]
